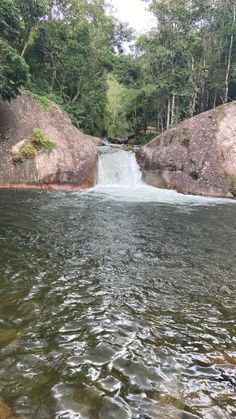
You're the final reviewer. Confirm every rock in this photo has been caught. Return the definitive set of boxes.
[0,91,97,190]
[107,136,128,145]
[87,135,103,146]
[136,102,236,198]
[121,145,134,152]
[0,401,23,419]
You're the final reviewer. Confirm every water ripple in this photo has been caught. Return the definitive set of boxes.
[0,190,235,418]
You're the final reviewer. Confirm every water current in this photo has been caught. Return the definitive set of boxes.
[0,149,235,418]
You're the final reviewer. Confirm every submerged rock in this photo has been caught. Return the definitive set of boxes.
[136,102,236,198]
[0,401,23,418]
[0,91,97,190]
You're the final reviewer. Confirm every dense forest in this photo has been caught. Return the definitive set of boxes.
[0,0,236,141]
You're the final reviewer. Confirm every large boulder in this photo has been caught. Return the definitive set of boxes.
[136,102,236,198]
[0,91,97,189]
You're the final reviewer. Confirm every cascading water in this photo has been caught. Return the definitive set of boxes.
[94,146,235,205]
[97,149,142,186]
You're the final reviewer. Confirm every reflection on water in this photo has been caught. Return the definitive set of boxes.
[0,189,235,418]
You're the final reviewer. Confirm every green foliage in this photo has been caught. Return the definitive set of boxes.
[0,0,21,44]
[3,0,236,142]
[116,0,236,138]
[32,128,55,151]
[16,0,50,55]
[12,155,25,165]
[31,93,54,112]
[12,142,37,165]
[105,75,144,138]
[0,40,29,100]
[12,128,55,164]
[23,1,132,135]
[20,143,37,158]
[32,127,47,143]
[105,75,130,137]
[0,1,29,99]
[113,55,141,87]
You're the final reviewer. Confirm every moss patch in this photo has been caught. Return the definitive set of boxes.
[31,93,54,112]
[12,128,56,165]
[214,105,227,127]
[228,175,236,197]
[21,144,37,158]
[12,155,25,165]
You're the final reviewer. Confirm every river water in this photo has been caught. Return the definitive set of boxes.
[0,150,235,418]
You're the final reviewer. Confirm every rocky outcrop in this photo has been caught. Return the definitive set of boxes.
[136,102,236,198]
[0,91,97,189]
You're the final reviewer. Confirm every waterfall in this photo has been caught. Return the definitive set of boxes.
[97,149,142,186]
[94,147,231,204]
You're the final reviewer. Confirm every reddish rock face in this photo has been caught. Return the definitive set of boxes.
[0,91,98,189]
[136,102,236,198]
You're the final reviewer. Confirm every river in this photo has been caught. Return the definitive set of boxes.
[0,150,235,418]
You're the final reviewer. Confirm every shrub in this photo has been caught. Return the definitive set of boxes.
[41,139,56,151]
[12,155,25,165]
[20,144,37,158]
[32,128,56,151]
[32,128,45,144]
[12,129,56,165]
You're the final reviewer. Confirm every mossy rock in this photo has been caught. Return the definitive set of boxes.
[0,329,18,345]
[12,128,56,165]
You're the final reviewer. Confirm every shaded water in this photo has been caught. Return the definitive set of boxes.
[0,165,236,418]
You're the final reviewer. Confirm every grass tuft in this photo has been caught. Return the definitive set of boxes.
[12,128,56,165]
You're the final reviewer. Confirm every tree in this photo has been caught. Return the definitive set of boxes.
[0,0,29,100]
[17,0,50,57]
[127,0,236,136]
[23,0,131,135]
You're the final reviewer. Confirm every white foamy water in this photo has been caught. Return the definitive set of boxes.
[97,150,142,186]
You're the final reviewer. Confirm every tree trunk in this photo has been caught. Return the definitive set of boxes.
[213,94,217,108]
[201,57,206,113]
[21,27,32,58]
[166,98,171,130]
[224,0,236,103]
[171,94,175,126]
[21,41,28,58]
[72,81,82,103]
[190,92,197,117]
[189,56,197,117]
